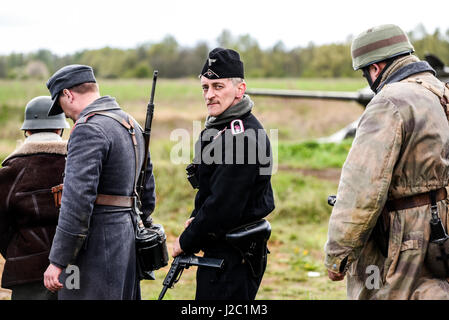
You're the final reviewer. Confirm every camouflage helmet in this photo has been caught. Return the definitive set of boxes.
[21,96,70,130]
[351,24,414,70]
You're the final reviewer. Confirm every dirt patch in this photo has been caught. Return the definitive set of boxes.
[253,97,363,140]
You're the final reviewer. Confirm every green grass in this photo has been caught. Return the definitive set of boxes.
[278,139,353,169]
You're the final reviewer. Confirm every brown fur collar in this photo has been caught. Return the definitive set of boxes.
[2,141,67,165]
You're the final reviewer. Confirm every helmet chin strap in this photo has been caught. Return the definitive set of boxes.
[362,68,374,90]
[363,58,396,94]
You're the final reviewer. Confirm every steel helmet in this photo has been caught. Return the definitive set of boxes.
[351,24,414,70]
[21,96,70,130]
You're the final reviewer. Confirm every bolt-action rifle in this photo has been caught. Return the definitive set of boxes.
[133,71,169,280]
[136,70,158,209]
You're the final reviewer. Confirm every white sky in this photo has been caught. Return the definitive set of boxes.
[1,0,448,55]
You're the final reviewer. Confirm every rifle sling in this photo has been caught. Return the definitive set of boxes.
[81,111,142,208]
[404,77,449,117]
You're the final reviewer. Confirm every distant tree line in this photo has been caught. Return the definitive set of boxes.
[1,25,448,79]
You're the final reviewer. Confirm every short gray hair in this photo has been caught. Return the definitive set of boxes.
[230,77,245,86]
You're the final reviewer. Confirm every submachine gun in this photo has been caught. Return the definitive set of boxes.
[158,219,272,299]
[158,254,224,300]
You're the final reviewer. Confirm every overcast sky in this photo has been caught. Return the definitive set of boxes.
[2,0,448,55]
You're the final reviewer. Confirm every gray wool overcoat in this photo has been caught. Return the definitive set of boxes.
[49,96,156,300]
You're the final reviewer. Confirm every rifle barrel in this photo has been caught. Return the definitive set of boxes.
[246,88,359,101]
[149,70,158,103]
[246,88,374,107]
[137,70,158,201]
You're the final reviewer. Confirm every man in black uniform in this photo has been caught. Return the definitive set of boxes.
[172,48,275,300]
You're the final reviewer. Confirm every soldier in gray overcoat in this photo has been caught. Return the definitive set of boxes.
[43,65,156,300]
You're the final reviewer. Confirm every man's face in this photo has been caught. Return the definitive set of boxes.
[58,89,75,121]
[200,77,242,117]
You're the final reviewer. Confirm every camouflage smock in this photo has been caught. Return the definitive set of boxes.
[325,55,449,299]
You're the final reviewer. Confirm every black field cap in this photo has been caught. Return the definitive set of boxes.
[46,64,97,116]
[200,48,244,79]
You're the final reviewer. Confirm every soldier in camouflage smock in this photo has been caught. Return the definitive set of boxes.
[325,24,449,299]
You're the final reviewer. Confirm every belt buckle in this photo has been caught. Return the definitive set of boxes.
[132,196,139,208]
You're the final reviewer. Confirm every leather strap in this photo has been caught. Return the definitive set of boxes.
[95,194,134,207]
[404,77,449,118]
[51,184,64,208]
[80,111,142,209]
[386,187,447,212]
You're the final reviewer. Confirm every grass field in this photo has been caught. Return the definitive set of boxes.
[0,77,366,300]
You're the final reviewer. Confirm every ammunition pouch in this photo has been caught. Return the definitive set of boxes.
[225,219,271,278]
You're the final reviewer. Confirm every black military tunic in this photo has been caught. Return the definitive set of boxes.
[179,110,275,300]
